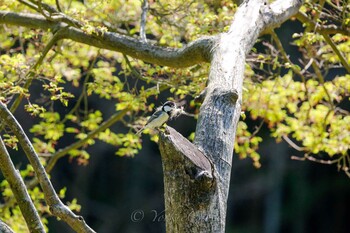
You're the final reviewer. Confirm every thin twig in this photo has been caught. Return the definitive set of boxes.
[291,154,338,164]
[123,54,172,88]
[18,0,83,28]
[140,0,148,43]
[249,120,263,139]
[296,11,350,36]
[61,55,98,124]
[296,11,350,73]
[55,0,62,12]
[300,58,313,74]
[307,47,334,106]
[8,27,67,114]
[282,135,306,151]
[322,33,350,74]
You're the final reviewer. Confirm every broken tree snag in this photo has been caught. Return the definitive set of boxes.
[159,126,214,192]
[159,126,217,232]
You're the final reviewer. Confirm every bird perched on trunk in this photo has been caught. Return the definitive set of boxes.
[136,101,176,135]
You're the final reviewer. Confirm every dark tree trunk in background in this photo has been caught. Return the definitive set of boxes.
[159,0,303,232]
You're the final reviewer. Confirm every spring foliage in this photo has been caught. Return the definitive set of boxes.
[0,0,349,231]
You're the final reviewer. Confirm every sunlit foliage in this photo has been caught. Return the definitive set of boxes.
[0,0,349,231]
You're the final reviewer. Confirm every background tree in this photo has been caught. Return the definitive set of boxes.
[0,0,349,232]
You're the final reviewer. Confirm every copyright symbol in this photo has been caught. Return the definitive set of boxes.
[130,210,144,222]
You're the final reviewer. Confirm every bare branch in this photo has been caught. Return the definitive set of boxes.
[282,135,306,151]
[0,136,45,233]
[0,102,95,233]
[17,0,82,27]
[0,10,214,67]
[1,0,302,70]
[55,0,62,12]
[291,154,338,164]
[261,0,304,30]
[140,0,148,43]
[0,220,15,233]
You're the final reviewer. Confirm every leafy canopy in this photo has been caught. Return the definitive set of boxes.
[0,0,349,230]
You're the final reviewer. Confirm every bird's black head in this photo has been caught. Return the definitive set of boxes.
[162,101,176,114]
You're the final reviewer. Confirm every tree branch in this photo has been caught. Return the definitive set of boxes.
[17,0,82,27]
[0,136,45,233]
[322,33,350,74]
[296,11,350,73]
[0,220,15,233]
[261,0,304,30]
[0,10,214,67]
[0,102,95,233]
[140,0,148,43]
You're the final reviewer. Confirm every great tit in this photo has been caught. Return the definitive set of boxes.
[136,101,176,135]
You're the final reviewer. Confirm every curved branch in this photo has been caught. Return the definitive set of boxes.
[0,10,214,67]
[0,220,15,233]
[0,102,95,233]
[18,0,82,27]
[0,136,45,233]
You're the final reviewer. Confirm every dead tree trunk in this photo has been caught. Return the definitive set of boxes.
[159,0,303,232]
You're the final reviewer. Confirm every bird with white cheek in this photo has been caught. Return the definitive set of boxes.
[136,101,177,135]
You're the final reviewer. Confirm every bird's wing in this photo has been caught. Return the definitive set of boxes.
[145,110,164,125]
[136,110,165,135]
